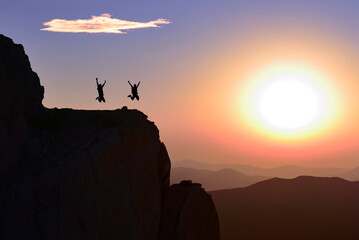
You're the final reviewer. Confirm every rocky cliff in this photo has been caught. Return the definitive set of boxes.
[0,34,44,175]
[159,181,220,240]
[0,34,219,240]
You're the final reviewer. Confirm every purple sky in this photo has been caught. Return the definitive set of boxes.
[1,0,359,167]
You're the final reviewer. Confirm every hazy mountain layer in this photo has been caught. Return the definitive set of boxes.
[171,167,269,190]
[174,159,350,178]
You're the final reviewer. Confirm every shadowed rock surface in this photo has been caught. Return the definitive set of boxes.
[159,181,220,240]
[0,34,218,240]
[0,34,44,175]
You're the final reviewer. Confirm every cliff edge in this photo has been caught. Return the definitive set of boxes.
[0,34,219,240]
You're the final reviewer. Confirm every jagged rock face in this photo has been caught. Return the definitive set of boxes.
[0,34,44,174]
[159,182,220,240]
[0,34,219,240]
[0,34,44,115]
[0,35,171,240]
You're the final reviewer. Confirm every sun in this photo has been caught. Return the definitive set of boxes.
[239,63,338,141]
[254,74,326,131]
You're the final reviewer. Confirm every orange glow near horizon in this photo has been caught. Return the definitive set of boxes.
[186,29,359,164]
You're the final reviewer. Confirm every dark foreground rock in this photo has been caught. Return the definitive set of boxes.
[159,181,220,240]
[0,34,219,240]
[0,34,44,175]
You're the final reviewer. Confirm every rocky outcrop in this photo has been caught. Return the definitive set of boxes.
[0,34,219,240]
[0,34,44,175]
[0,109,171,240]
[0,34,44,114]
[159,181,220,240]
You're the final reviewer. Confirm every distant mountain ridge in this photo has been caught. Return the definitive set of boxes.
[340,167,359,181]
[211,176,359,240]
[171,167,269,190]
[173,159,350,179]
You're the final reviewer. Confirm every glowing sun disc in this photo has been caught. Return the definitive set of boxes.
[255,76,326,131]
[238,63,338,141]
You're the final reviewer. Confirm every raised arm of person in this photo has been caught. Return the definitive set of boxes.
[102,80,106,87]
[128,81,133,87]
[137,81,140,87]
[96,77,99,85]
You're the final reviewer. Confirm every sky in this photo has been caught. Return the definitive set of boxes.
[2,0,359,168]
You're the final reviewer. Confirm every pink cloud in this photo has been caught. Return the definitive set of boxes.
[41,13,171,34]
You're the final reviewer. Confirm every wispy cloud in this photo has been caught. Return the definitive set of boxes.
[41,13,171,34]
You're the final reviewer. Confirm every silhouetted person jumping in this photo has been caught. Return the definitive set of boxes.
[128,81,140,101]
[95,78,106,103]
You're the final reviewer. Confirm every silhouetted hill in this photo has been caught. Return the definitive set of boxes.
[174,159,348,178]
[171,167,269,190]
[211,176,359,240]
[0,34,219,240]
